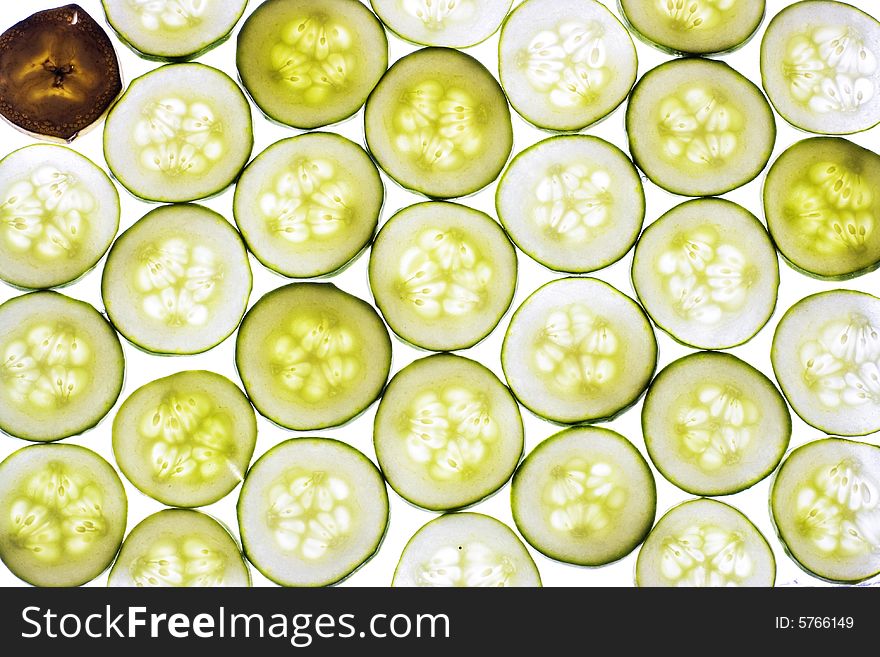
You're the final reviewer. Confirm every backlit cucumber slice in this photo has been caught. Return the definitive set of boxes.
[626,58,776,197]
[113,371,257,508]
[761,1,880,135]
[102,204,252,355]
[364,47,513,199]
[374,354,523,511]
[371,0,512,47]
[636,498,776,587]
[237,0,388,129]
[0,292,124,442]
[368,202,516,351]
[0,444,127,587]
[771,437,880,583]
[393,513,541,587]
[495,135,645,274]
[502,277,657,424]
[511,426,656,566]
[233,132,383,279]
[237,438,389,587]
[104,63,253,202]
[0,145,119,290]
[631,198,779,350]
[236,283,392,431]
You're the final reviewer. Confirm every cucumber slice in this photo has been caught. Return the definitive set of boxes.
[0,444,127,587]
[771,290,880,436]
[103,63,253,202]
[642,352,791,497]
[0,292,124,442]
[636,499,776,587]
[112,371,257,508]
[237,0,388,130]
[392,513,541,587]
[771,437,880,583]
[102,204,252,356]
[364,47,513,199]
[233,132,383,279]
[763,137,880,280]
[368,202,516,351]
[631,198,780,350]
[511,426,656,566]
[237,438,389,587]
[374,354,523,511]
[236,283,391,430]
[370,0,512,47]
[501,277,657,424]
[761,1,880,135]
[626,58,776,197]
[495,135,645,274]
[108,509,250,587]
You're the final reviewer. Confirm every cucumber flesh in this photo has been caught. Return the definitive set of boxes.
[370,0,512,47]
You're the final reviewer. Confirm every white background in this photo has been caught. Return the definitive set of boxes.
[0,0,878,587]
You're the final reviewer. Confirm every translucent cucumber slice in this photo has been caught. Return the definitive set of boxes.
[0,144,119,290]
[368,202,517,351]
[393,513,541,587]
[631,198,779,350]
[642,352,791,496]
[763,137,880,280]
[364,47,513,199]
[233,132,383,279]
[0,444,127,587]
[0,291,124,442]
[761,1,880,135]
[502,277,657,424]
[771,437,880,583]
[237,438,389,587]
[101,204,251,356]
[771,290,880,436]
[103,63,253,202]
[511,426,656,566]
[108,509,250,587]
[374,354,523,511]
[636,499,776,587]
[113,371,257,508]
[370,0,512,47]
[237,0,388,130]
[236,283,392,431]
[495,135,645,274]
[626,58,776,197]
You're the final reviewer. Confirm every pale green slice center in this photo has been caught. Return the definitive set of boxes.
[131,0,206,31]
[417,541,517,587]
[130,535,229,586]
[532,164,613,242]
[134,98,225,176]
[660,523,753,586]
[543,458,627,537]
[655,0,735,32]
[402,0,476,30]
[656,86,744,167]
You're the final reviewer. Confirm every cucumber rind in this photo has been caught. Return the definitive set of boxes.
[369,0,513,48]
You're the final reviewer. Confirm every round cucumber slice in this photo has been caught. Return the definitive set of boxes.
[108,509,250,587]
[502,277,657,425]
[636,498,776,587]
[370,0,512,47]
[495,135,645,274]
[368,202,516,351]
[233,132,383,279]
[0,145,119,290]
[763,137,880,280]
[393,513,541,587]
[236,283,391,431]
[761,0,880,135]
[771,437,880,583]
[0,291,124,442]
[374,354,523,511]
[102,204,252,356]
[104,63,253,203]
[238,438,389,587]
[511,426,656,567]
[642,352,791,497]
[771,290,880,436]
[626,58,776,197]
[112,371,257,508]
[0,444,127,587]
[237,0,388,130]
[631,198,780,350]
[364,47,513,199]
